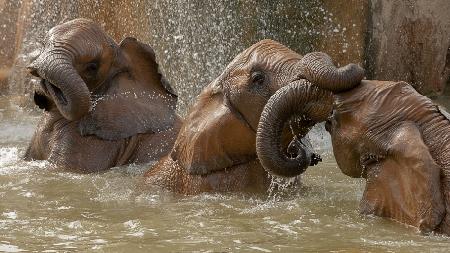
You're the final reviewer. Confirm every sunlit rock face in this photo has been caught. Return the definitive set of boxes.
[0,0,448,111]
[366,0,450,96]
[0,0,22,95]
[0,0,368,112]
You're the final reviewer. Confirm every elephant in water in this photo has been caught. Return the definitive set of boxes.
[144,40,324,195]
[24,19,182,172]
[256,52,450,235]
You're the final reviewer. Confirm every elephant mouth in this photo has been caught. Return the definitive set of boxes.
[40,79,68,106]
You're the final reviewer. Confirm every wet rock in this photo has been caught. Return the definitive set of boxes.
[0,0,368,113]
[0,0,23,95]
[366,0,450,96]
[0,0,448,111]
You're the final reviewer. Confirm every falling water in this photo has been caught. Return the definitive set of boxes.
[1,0,450,251]
[1,0,370,113]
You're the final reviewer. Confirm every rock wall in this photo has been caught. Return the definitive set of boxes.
[366,0,450,96]
[0,0,448,112]
[0,0,25,95]
[0,0,368,112]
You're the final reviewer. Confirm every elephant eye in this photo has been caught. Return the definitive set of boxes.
[361,153,382,167]
[251,71,265,86]
[85,62,99,75]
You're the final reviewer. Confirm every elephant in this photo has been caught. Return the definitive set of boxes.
[143,39,324,195]
[24,18,182,172]
[255,52,450,235]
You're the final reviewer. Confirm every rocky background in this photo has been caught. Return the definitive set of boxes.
[0,0,449,113]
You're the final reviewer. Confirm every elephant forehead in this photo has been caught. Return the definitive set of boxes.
[245,39,301,60]
[223,40,301,75]
[46,19,112,50]
[353,81,439,128]
[49,18,98,36]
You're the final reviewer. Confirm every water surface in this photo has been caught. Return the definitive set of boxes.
[1,97,449,252]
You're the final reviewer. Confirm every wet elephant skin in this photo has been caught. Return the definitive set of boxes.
[256,51,450,234]
[327,80,450,235]
[24,19,181,172]
[143,40,325,194]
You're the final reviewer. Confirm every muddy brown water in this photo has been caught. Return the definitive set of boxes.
[1,97,449,252]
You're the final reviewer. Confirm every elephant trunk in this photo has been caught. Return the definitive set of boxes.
[300,52,365,93]
[28,49,91,121]
[256,80,333,177]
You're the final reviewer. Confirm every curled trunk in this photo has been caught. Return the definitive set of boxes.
[28,50,91,121]
[256,80,333,177]
[27,19,110,121]
[300,52,365,92]
[256,52,366,177]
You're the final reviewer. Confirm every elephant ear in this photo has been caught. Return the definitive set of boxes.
[170,83,257,175]
[118,37,177,97]
[359,122,445,233]
[437,105,450,122]
[78,37,178,141]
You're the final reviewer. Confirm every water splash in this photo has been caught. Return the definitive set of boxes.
[2,0,367,114]
[0,147,19,167]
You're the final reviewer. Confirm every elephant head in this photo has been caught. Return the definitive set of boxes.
[170,40,329,176]
[256,52,364,177]
[256,51,450,234]
[28,18,117,120]
[28,18,177,140]
[326,81,449,234]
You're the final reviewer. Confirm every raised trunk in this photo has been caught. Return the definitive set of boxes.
[300,52,365,92]
[256,80,333,177]
[28,50,91,121]
[256,52,366,177]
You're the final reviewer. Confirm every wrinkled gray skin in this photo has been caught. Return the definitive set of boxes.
[256,52,363,177]
[24,18,181,172]
[144,40,327,195]
[256,52,450,235]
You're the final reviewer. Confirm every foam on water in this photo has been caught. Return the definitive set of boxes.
[0,147,19,167]
[1,95,450,251]
[0,244,26,253]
